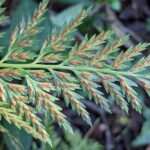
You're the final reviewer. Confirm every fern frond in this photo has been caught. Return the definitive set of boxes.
[1,0,48,63]
[1,0,150,146]
[101,75,128,112]
[50,8,88,51]
[113,43,149,69]
[0,102,52,145]
[91,35,128,67]
[131,55,150,72]
[0,0,7,26]
[119,76,141,112]
[0,0,7,53]
[79,73,110,112]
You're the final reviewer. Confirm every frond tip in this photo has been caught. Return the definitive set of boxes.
[0,0,150,146]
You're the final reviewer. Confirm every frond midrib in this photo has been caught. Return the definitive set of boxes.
[0,63,149,80]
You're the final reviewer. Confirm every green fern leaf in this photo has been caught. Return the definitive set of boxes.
[1,0,150,146]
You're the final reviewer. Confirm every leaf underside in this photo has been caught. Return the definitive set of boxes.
[0,0,150,146]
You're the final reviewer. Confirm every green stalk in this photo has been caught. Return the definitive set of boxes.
[0,63,149,80]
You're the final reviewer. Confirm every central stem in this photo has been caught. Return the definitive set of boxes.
[0,63,148,79]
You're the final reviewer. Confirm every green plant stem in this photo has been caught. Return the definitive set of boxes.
[0,63,149,80]
[0,50,12,63]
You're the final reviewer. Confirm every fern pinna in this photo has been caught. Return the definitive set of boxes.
[0,0,150,145]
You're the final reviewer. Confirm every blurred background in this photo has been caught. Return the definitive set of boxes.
[1,0,150,150]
